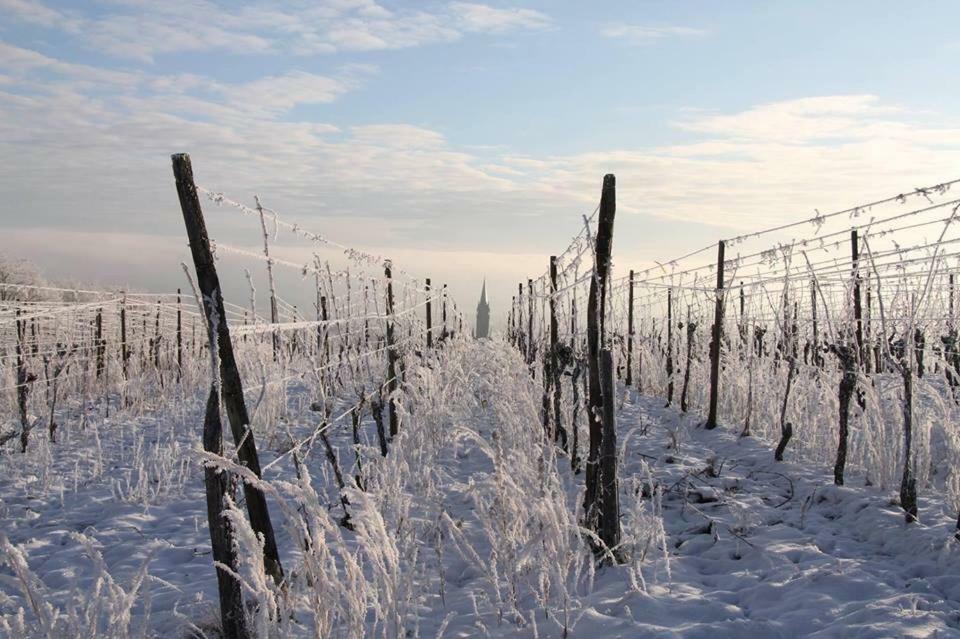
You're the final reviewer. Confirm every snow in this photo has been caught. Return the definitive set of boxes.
[3,339,960,637]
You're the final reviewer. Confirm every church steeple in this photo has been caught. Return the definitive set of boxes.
[475,279,490,339]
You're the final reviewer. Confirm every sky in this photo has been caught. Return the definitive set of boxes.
[2,0,960,328]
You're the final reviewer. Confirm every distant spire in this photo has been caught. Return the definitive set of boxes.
[475,278,490,339]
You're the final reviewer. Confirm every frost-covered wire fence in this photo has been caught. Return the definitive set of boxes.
[510,174,960,533]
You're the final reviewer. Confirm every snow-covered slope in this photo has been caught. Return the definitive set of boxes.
[2,340,959,637]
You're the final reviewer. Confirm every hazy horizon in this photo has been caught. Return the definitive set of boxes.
[4,0,960,328]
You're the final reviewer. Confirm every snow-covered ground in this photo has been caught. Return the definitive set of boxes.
[2,339,960,637]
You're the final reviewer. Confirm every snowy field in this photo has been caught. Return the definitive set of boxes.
[3,339,960,638]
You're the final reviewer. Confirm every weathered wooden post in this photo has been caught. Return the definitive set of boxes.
[951,273,956,326]
[15,309,32,452]
[811,278,821,368]
[584,174,621,560]
[705,239,726,430]
[680,305,694,412]
[201,344,248,639]
[256,196,280,362]
[171,153,284,587]
[598,348,621,561]
[153,299,162,377]
[517,282,525,353]
[570,295,581,473]
[665,288,674,406]
[120,296,128,379]
[384,261,399,437]
[176,288,183,382]
[527,278,535,365]
[320,295,330,362]
[549,256,566,449]
[95,308,104,379]
[425,278,433,349]
[442,283,448,341]
[851,230,864,366]
[626,270,635,387]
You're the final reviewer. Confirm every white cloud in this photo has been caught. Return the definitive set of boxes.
[450,2,551,33]
[676,95,906,142]
[2,39,960,316]
[601,24,707,45]
[0,0,550,61]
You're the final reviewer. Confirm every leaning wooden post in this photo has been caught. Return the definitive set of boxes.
[425,278,433,349]
[584,174,619,559]
[626,270,635,387]
[705,239,726,430]
[384,261,400,437]
[176,288,183,382]
[171,153,284,586]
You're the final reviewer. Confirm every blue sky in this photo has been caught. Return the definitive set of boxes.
[2,0,960,320]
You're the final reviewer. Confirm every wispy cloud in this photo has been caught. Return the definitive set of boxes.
[0,0,552,61]
[601,24,707,45]
[449,2,551,33]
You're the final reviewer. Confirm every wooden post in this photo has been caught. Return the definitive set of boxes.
[951,273,956,326]
[256,196,280,362]
[171,153,284,586]
[203,385,248,639]
[442,284,448,341]
[527,278,535,365]
[626,270,635,387]
[851,230,864,366]
[177,288,183,382]
[120,296,128,379]
[95,308,104,379]
[517,283,524,353]
[665,288,674,406]
[384,261,399,437]
[425,278,433,349]
[314,271,321,354]
[598,348,621,561]
[570,295,581,474]
[15,309,31,452]
[584,174,618,555]
[680,305,694,412]
[705,240,725,430]
[811,278,820,368]
[320,296,329,362]
[865,284,873,374]
[549,256,566,450]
